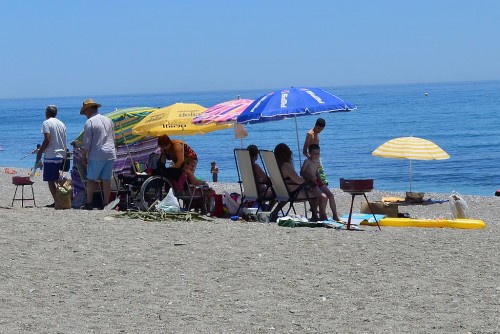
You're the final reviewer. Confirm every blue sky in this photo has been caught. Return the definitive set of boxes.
[0,0,498,98]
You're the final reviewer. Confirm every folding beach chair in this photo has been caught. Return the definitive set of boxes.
[169,172,207,213]
[259,149,311,217]
[234,148,275,214]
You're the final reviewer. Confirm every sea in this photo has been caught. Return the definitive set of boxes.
[1,80,499,196]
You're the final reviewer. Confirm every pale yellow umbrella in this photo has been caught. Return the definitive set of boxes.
[372,136,450,191]
[132,102,232,136]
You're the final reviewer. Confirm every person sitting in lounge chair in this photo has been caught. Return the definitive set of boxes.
[247,144,275,210]
[270,143,326,222]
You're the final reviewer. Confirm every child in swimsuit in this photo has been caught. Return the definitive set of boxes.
[303,118,328,186]
[301,143,342,222]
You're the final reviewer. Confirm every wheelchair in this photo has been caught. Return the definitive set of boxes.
[139,175,173,210]
[116,167,208,212]
[116,173,171,211]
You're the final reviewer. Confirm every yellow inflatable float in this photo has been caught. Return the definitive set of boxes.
[361,217,486,229]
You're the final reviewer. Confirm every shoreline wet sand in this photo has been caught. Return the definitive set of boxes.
[1,168,498,333]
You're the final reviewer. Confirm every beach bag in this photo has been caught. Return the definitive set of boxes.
[211,194,224,217]
[449,191,470,219]
[55,179,72,210]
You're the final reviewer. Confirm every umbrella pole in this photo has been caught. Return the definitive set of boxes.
[409,160,412,192]
[294,116,308,215]
[295,116,302,166]
[119,122,137,174]
[182,129,185,158]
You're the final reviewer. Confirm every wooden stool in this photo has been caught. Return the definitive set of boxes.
[11,176,36,207]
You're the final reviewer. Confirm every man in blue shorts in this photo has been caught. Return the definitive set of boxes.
[79,98,116,210]
[36,105,67,207]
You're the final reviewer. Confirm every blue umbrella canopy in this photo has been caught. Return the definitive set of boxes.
[236,87,356,164]
[236,87,356,124]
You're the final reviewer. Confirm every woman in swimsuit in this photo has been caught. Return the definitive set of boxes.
[271,143,327,221]
[247,144,275,210]
[155,134,197,180]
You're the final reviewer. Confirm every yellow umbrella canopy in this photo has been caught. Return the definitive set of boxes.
[132,102,231,136]
[372,136,450,191]
[372,136,450,160]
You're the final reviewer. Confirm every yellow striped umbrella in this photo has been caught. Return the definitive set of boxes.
[372,136,450,191]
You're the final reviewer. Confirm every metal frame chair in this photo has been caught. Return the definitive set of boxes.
[169,172,207,213]
[234,148,275,214]
[260,149,311,217]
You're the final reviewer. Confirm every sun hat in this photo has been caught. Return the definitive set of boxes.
[80,98,101,115]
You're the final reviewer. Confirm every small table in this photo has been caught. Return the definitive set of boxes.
[12,176,36,207]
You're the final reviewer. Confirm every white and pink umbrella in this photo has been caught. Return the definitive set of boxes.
[192,97,253,147]
[192,98,253,124]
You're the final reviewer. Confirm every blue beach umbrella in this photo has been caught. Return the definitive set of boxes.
[237,87,356,163]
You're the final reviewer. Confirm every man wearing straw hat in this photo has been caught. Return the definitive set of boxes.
[79,98,116,210]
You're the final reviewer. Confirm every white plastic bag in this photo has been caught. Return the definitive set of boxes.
[222,191,241,215]
[449,191,470,219]
[156,189,180,213]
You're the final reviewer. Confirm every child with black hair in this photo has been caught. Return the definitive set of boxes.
[301,143,342,222]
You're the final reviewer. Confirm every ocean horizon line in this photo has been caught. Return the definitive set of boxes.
[1,78,499,101]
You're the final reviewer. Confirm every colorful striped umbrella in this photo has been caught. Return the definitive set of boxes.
[72,106,160,177]
[192,98,253,124]
[372,136,450,191]
[192,98,252,147]
[73,106,158,147]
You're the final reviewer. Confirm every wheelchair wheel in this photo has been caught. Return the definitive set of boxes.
[139,176,171,211]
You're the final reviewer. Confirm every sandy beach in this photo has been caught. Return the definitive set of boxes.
[1,168,499,333]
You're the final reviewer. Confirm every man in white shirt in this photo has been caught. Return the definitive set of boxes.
[79,98,116,210]
[36,105,67,207]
